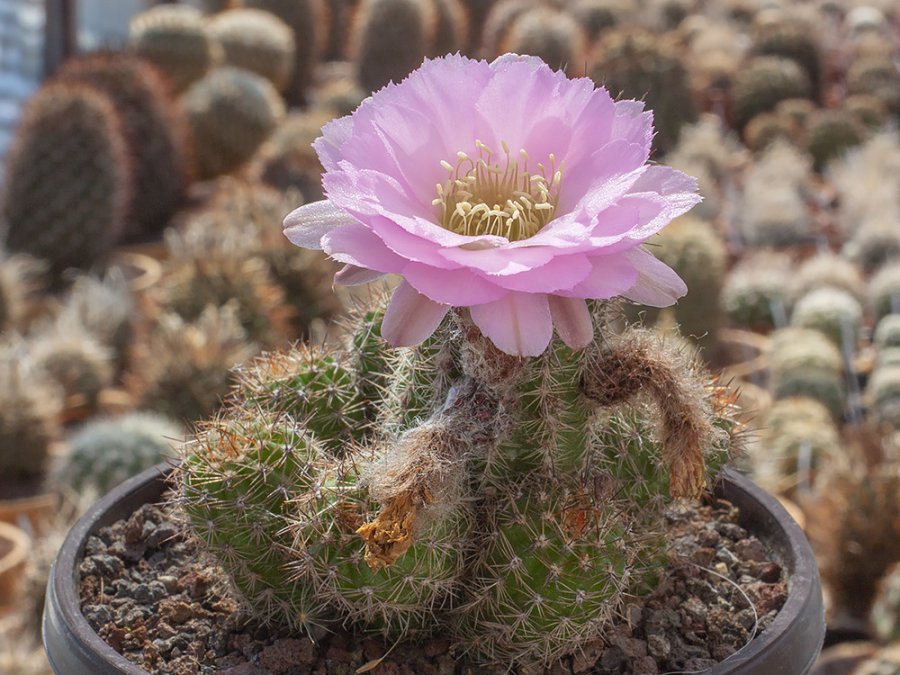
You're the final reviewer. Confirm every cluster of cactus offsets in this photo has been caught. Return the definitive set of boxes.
[0,344,61,480]
[768,327,846,420]
[132,303,258,424]
[648,216,727,351]
[1,84,130,279]
[791,288,864,351]
[871,564,900,643]
[28,317,114,413]
[495,6,586,75]
[750,397,839,497]
[56,412,182,499]
[805,110,867,173]
[57,271,134,375]
[590,28,696,153]
[182,67,286,180]
[866,366,900,430]
[128,6,220,94]
[808,462,900,621]
[207,9,296,92]
[255,110,334,201]
[731,56,813,131]
[57,53,190,240]
[172,301,738,666]
[870,264,900,322]
[790,252,868,309]
[0,251,45,334]
[720,251,791,331]
[239,0,324,104]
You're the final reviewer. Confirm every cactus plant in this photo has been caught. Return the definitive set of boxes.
[847,94,890,130]
[831,132,900,237]
[590,28,697,153]
[239,0,324,105]
[875,315,900,351]
[207,9,296,92]
[720,250,792,331]
[871,263,900,322]
[0,343,62,481]
[847,57,900,118]
[56,53,190,240]
[497,6,587,75]
[749,397,840,496]
[131,304,258,424]
[55,412,182,500]
[743,111,798,154]
[128,5,220,94]
[768,327,846,420]
[173,302,738,666]
[806,110,867,172]
[791,288,864,351]
[28,317,114,413]
[182,67,286,180]
[846,218,900,275]
[732,56,812,131]
[255,110,335,201]
[1,83,131,279]
[790,252,867,309]
[751,19,822,97]
[569,0,624,42]
[866,365,900,429]
[0,251,46,334]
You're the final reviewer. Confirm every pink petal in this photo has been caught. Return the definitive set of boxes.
[321,223,406,273]
[558,252,639,299]
[401,262,507,305]
[469,292,553,357]
[283,200,358,250]
[549,296,594,350]
[490,254,591,293]
[620,247,687,307]
[381,281,450,347]
[333,264,386,286]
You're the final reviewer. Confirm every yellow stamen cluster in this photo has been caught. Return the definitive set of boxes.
[432,140,562,241]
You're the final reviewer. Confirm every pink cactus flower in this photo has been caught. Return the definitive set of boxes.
[284,54,699,356]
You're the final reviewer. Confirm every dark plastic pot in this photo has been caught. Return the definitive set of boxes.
[44,465,825,674]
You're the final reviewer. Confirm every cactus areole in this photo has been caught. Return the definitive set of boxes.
[174,54,744,668]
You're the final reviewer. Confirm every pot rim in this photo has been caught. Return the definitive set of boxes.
[45,464,824,674]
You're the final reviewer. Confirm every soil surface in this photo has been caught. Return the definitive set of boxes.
[79,499,787,674]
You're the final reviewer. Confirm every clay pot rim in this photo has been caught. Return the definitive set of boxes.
[44,465,825,674]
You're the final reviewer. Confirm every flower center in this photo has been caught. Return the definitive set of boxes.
[432,140,562,241]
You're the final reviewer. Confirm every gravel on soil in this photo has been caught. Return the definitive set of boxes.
[79,498,787,674]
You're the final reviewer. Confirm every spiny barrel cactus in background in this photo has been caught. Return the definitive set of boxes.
[875,315,900,351]
[866,366,900,429]
[846,94,890,130]
[871,563,900,643]
[749,397,840,496]
[350,0,436,93]
[55,412,182,500]
[239,0,324,105]
[496,6,587,75]
[173,302,737,666]
[255,110,335,201]
[743,111,798,154]
[768,327,847,420]
[751,19,822,97]
[57,53,190,240]
[720,250,791,331]
[732,56,813,131]
[847,57,900,119]
[207,9,296,92]
[570,0,624,42]
[57,270,134,375]
[870,263,900,322]
[806,110,867,173]
[28,317,114,413]
[2,83,131,279]
[131,303,258,424]
[182,67,286,180]
[129,5,220,94]
[790,252,867,309]
[590,28,697,153]
[845,218,900,276]
[791,288,864,351]
[0,344,62,481]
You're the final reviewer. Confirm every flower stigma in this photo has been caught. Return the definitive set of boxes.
[433,140,562,241]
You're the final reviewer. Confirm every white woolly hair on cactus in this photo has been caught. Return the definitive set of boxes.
[830,132,900,236]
